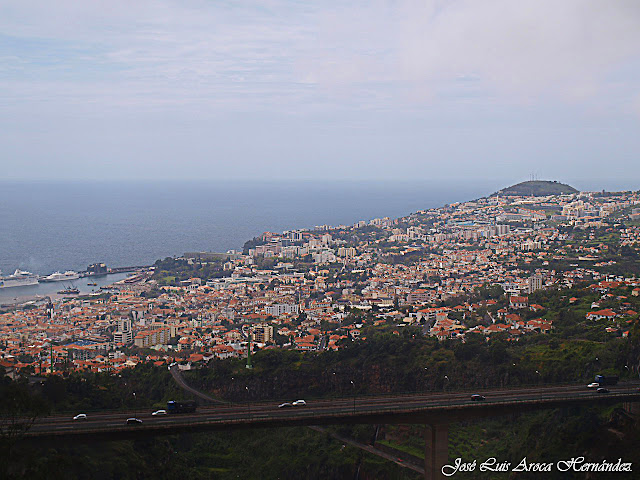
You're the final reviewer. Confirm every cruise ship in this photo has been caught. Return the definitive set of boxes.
[41,270,80,282]
[0,269,40,288]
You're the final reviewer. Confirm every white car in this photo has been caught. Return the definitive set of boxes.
[292,400,306,406]
[152,409,167,416]
[278,402,293,408]
[587,382,600,388]
[73,413,87,421]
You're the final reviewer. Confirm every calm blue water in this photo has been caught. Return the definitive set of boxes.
[0,180,502,278]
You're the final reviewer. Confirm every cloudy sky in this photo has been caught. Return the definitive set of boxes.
[2,0,640,186]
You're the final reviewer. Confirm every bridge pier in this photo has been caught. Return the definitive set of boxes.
[623,401,640,418]
[424,423,448,480]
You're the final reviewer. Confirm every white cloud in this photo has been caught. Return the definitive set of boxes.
[632,92,640,118]
[304,0,640,103]
[1,0,639,111]
[0,1,318,110]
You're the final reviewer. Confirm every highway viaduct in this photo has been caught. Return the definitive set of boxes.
[19,383,640,480]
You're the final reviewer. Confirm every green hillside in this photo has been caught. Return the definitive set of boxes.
[495,180,578,197]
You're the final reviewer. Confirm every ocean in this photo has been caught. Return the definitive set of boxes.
[1,179,503,279]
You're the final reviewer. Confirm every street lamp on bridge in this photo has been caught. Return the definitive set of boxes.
[423,367,429,392]
[246,385,250,417]
[350,380,355,415]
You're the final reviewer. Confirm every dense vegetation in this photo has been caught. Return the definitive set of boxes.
[185,324,637,404]
[495,180,578,197]
[152,257,230,285]
[9,427,420,480]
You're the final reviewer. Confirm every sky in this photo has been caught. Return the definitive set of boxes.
[1,0,640,187]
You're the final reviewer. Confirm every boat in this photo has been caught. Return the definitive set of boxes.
[57,285,80,295]
[0,269,40,288]
[87,282,98,286]
[42,270,80,282]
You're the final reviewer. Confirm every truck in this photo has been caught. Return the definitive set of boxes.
[167,400,197,414]
[595,375,619,386]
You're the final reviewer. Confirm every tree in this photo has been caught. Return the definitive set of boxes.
[0,375,50,477]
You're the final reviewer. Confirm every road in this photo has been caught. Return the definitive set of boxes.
[168,365,226,404]
[18,382,640,440]
[308,426,425,475]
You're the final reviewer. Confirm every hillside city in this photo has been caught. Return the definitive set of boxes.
[2,185,640,378]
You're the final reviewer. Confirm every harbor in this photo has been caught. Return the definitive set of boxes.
[0,267,150,306]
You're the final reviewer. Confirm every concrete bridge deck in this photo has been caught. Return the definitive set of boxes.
[21,382,640,439]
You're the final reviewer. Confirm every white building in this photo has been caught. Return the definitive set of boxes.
[265,303,300,316]
[528,274,543,294]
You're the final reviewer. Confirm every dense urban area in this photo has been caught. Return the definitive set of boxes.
[2,182,640,375]
[3,180,640,479]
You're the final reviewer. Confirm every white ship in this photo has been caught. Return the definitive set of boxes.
[0,269,40,288]
[42,270,80,282]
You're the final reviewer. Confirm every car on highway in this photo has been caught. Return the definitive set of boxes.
[587,382,600,388]
[596,388,610,394]
[126,417,143,425]
[292,400,306,406]
[278,402,293,408]
[152,409,167,416]
[73,413,87,421]
[471,394,486,401]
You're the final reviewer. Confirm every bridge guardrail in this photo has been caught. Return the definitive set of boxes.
[19,381,640,421]
[20,388,640,438]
